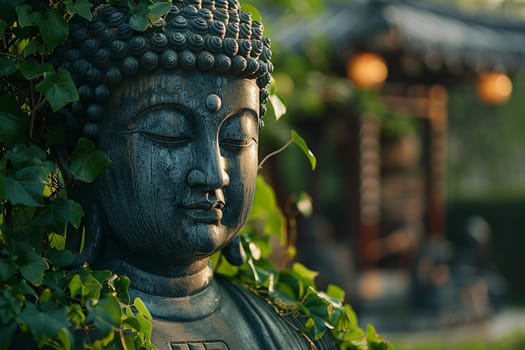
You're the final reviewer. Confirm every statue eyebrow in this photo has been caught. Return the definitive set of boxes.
[131,103,194,121]
[221,108,260,139]
[224,107,258,123]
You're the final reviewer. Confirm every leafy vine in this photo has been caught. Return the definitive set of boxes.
[0,1,393,349]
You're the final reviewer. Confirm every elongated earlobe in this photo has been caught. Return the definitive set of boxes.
[66,185,105,267]
[222,236,246,266]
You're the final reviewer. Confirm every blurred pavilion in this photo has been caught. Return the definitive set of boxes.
[266,0,525,330]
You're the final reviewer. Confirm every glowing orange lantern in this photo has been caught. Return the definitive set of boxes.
[476,71,512,105]
[347,52,388,89]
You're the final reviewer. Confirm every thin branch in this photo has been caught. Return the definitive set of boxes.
[258,138,293,169]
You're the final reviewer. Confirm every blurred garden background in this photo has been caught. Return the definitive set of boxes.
[250,0,525,348]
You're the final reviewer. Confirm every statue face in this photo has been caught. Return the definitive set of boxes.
[96,72,259,268]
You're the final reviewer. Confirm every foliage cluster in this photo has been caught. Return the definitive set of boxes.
[1,0,393,349]
[213,176,393,349]
[0,1,169,348]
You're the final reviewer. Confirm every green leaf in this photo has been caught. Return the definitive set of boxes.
[54,328,72,350]
[16,4,37,27]
[366,324,393,349]
[128,1,149,31]
[0,258,18,280]
[70,138,111,182]
[69,269,105,302]
[13,279,38,298]
[0,56,17,76]
[303,317,315,333]
[0,288,23,324]
[34,198,84,231]
[275,270,304,300]
[112,275,131,305]
[303,315,329,341]
[34,9,68,50]
[91,270,112,284]
[42,270,67,291]
[41,287,59,304]
[90,331,115,349]
[46,249,75,268]
[23,39,45,57]
[17,58,54,79]
[268,94,287,121]
[0,112,24,147]
[67,303,86,328]
[35,69,78,111]
[86,296,122,334]
[133,297,152,320]
[134,312,153,344]
[122,316,141,332]
[310,315,329,340]
[303,291,333,321]
[68,274,82,298]
[248,176,285,242]
[245,258,273,287]
[49,233,66,250]
[326,284,346,302]
[291,130,317,170]
[17,303,69,342]
[1,167,47,206]
[81,274,103,300]
[121,333,138,350]
[20,251,48,285]
[292,263,318,289]
[148,2,172,22]
[211,252,239,277]
[64,0,93,20]
[337,304,358,332]
[5,144,48,169]
[240,4,263,21]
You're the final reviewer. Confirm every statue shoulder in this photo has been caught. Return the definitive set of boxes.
[217,277,337,350]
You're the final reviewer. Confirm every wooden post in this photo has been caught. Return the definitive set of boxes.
[358,115,382,266]
[426,85,448,238]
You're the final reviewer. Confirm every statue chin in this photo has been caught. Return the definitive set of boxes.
[98,186,245,266]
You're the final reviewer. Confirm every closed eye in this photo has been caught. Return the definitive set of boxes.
[221,137,257,148]
[140,131,190,146]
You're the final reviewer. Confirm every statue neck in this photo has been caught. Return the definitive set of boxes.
[101,230,214,296]
[105,257,220,321]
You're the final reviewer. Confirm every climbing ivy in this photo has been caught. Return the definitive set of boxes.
[0,1,159,348]
[0,1,393,349]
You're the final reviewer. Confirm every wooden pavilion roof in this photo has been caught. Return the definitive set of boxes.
[273,0,525,77]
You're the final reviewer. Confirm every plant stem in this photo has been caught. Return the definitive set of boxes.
[258,138,293,169]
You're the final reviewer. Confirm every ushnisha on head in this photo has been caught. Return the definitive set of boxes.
[56,0,273,140]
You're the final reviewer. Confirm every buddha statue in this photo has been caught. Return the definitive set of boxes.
[56,1,336,349]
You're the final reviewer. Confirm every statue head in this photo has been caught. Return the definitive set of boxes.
[57,0,273,274]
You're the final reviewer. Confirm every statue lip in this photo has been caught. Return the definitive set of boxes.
[181,201,224,223]
[183,208,223,223]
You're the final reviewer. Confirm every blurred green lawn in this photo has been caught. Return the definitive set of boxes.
[394,331,525,350]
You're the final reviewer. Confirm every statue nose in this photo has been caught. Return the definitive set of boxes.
[186,166,230,189]
[187,134,230,190]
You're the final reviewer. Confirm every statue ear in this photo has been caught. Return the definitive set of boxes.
[66,185,105,267]
[221,236,246,266]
